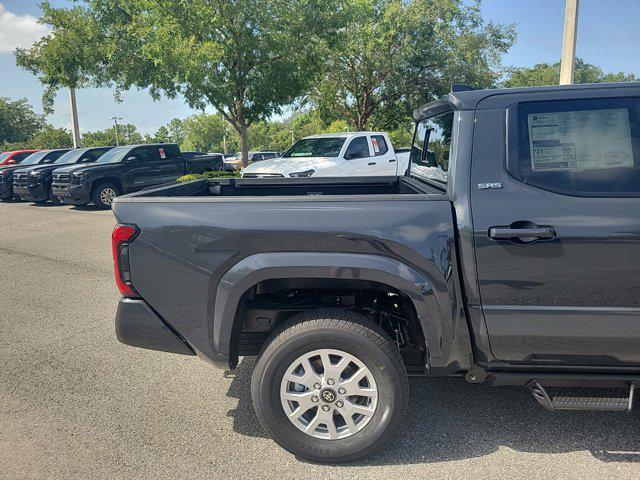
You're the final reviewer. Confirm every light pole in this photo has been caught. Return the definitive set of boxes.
[69,88,82,148]
[109,116,123,146]
[289,130,294,145]
[559,0,579,85]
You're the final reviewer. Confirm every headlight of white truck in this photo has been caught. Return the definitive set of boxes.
[289,170,315,178]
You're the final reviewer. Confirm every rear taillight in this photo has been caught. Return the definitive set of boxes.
[112,224,139,297]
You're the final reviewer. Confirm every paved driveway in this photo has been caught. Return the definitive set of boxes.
[1,201,639,479]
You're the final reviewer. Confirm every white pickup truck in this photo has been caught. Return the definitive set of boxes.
[241,132,410,178]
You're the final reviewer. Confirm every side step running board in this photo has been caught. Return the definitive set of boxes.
[528,381,635,412]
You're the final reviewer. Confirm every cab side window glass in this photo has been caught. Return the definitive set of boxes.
[345,136,370,159]
[410,112,452,185]
[513,98,640,195]
[371,135,389,156]
[135,147,156,162]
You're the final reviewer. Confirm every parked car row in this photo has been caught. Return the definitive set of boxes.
[0,144,223,208]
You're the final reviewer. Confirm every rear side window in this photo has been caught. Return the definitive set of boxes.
[409,111,452,185]
[512,97,640,196]
[160,145,180,160]
[371,135,389,156]
[345,136,370,159]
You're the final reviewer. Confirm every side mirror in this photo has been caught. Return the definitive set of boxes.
[344,152,359,160]
[6,159,16,165]
[125,156,139,163]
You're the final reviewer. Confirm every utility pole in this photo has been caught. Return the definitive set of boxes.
[109,116,123,146]
[559,0,579,85]
[289,130,294,145]
[69,88,82,148]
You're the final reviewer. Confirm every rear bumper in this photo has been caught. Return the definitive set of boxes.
[115,297,195,356]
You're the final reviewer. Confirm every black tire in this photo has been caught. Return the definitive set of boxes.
[251,309,408,462]
[91,182,120,209]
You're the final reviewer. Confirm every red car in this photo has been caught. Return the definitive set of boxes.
[0,149,41,166]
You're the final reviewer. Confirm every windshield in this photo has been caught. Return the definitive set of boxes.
[95,146,130,164]
[282,137,346,158]
[54,149,87,164]
[20,150,50,165]
[0,153,11,163]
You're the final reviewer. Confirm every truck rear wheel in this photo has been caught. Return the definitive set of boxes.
[251,309,408,462]
[91,182,120,209]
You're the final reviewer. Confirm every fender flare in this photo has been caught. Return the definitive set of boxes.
[212,252,448,361]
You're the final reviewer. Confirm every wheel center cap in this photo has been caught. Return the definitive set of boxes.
[320,387,337,404]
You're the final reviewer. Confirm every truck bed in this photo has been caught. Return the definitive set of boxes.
[117,176,442,201]
[111,175,456,367]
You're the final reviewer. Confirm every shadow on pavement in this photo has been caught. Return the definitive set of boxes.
[226,357,640,465]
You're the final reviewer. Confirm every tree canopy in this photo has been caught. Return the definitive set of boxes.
[505,58,638,87]
[16,0,342,165]
[311,0,515,130]
[0,97,45,145]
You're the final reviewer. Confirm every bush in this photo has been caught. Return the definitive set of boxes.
[177,170,240,182]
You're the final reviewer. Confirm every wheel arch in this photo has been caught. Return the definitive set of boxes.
[212,252,466,369]
[91,176,123,194]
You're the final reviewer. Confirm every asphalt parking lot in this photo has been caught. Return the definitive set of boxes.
[1,201,639,480]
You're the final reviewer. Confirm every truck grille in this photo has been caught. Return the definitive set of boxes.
[12,172,29,187]
[53,173,69,182]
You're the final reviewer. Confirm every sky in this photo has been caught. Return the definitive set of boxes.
[0,0,639,136]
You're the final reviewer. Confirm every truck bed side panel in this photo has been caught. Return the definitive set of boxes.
[113,196,459,366]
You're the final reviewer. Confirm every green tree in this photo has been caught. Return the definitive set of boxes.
[0,97,45,146]
[17,0,341,166]
[505,58,638,87]
[15,2,107,113]
[182,113,239,153]
[166,118,185,145]
[82,124,142,146]
[153,126,170,143]
[29,125,73,149]
[312,0,515,130]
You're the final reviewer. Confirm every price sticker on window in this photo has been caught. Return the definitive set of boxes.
[159,148,166,159]
[372,137,380,153]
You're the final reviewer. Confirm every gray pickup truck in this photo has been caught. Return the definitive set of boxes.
[112,82,640,462]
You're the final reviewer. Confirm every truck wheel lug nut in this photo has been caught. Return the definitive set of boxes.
[313,382,321,390]
[338,387,346,394]
[322,405,330,412]
[311,395,319,403]
[335,401,343,408]
[327,378,335,385]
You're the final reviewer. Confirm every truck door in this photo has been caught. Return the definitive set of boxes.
[471,88,640,366]
[343,136,376,176]
[156,145,183,182]
[125,146,159,189]
[370,134,397,175]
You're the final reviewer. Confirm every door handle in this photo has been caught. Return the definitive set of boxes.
[489,226,556,242]
[389,159,396,163]
[368,162,376,166]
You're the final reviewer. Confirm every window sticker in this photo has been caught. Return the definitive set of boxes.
[527,109,633,172]
[159,148,166,159]
[372,137,380,153]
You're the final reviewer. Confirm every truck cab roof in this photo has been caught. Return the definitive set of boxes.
[415,81,640,120]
